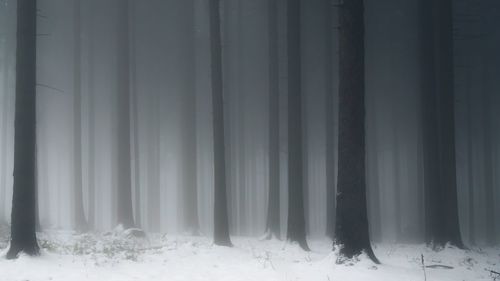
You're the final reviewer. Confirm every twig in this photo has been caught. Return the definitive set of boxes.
[421,254,427,281]
[486,269,500,281]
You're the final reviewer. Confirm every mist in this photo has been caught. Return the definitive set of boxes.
[0,0,499,280]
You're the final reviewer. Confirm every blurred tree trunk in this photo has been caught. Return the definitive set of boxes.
[325,0,336,240]
[465,67,475,246]
[116,0,135,229]
[182,0,199,235]
[265,0,280,239]
[0,35,10,225]
[7,0,40,259]
[73,0,88,232]
[130,0,141,229]
[334,0,378,263]
[481,67,495,246]
[210,0,232,247]
[286,0,309,251]
[421,0,464,249]
[86,0,96,229]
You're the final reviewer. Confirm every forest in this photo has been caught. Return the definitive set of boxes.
[0,0,499,280]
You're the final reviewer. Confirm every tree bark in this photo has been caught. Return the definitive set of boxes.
[7,0,40,259]
[334,0,378,263]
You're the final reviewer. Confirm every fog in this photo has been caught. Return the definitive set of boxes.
[0,0,499,247]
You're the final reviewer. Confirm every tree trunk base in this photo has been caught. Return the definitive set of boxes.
[6,241,40,260]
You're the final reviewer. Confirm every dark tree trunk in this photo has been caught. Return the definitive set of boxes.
[116,0,135,229]
[334,0,378,263]
[7,0,40,259]
[73,0,88,232]
[209,0,232,247]
[265,0,280,239]
[421,0,464,249]
[286,0,309,251]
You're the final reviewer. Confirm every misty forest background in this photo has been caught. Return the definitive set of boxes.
[0,0,499,260]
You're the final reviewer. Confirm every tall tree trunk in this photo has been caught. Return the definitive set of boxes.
[392,112,402,241]
[334,0,378,263]
[73,0,88,232]
[286,0,309,251]
[130,0,141,228]
[481,69,495,246]
[87,0,96,229]
[265,0,280,239]
[182,0,199,235]
[7,0,40,259]
[210,0,232,247]
[465,67,475,246]
[325,0,336,241]
[422,0,464,248]
[116,0,134,229]
[0,38,10,224]
[147,92,160,232]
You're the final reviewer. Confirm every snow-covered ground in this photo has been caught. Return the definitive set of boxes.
[0,228,498,281]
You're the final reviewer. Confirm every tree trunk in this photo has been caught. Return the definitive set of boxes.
[116,0,135,229]
[465,67,475,246]
[182,0,199,235]
[73,0,88,232]
[128,0,141,229]
[325,0,336,240]
[85,0,96,230]
[286,0,309,251]
[334,0,378,263]
[265,0,280,239]
[210,0,232,247]
[422,0,464,249]
[7,0,40,259]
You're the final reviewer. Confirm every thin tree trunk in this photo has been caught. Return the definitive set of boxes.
[129,0,141,229]
[86,0,96,230]
[7,0,40,259]
[73,0,88,232]
[265,0,280,239]
[209,0,232,247]
[392,113,402,241]
[0,41,10,224]
[116,0,134,229]
[334,0,378,263]
[465,67,475,246]
[184,20,199,235]
[325,0,336,240]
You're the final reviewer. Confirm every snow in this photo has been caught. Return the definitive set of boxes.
[0,229,498,281]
